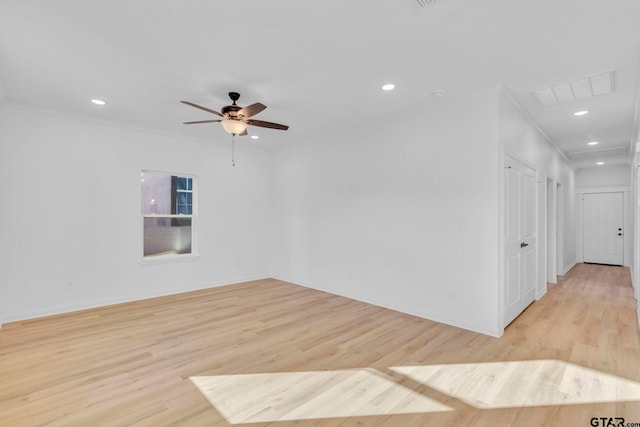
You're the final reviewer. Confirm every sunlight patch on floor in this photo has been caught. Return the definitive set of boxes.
[391,359,640,409]
[190,368,452,424]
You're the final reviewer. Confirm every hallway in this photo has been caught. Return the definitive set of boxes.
[506,263,638,358]
[495,263,640,424]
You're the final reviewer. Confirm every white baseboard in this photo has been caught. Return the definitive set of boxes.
[560,260,577,276]
[272,275,502,338]
[0,275,270,328]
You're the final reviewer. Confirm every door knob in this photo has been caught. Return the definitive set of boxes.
[520,242,529,248]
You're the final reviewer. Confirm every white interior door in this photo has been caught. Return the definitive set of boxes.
[504,156,537,327]
[583,192,623,265]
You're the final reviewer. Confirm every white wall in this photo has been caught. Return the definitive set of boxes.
[576,164,631,189]
[631,157,637,295]
[1,89,581,336]
[271,87,503,336]
[499,91,577,289]
[0,105,273,324]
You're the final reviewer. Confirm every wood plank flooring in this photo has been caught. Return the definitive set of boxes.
[1,263,639,426]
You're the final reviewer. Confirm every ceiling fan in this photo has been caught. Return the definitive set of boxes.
[181,92,289,136]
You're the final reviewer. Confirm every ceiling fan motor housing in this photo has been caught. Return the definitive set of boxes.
[222,92,243,118]
[221,104,242,118]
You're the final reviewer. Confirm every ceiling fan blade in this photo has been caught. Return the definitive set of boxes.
[180,101,223,117]
[238,102,266,118]
[246,119,289,131]
[183,119,223,124]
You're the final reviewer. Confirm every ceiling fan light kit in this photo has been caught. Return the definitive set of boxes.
[221,119,247,135]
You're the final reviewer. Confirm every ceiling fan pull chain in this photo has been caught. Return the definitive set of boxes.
[231,134,236,167]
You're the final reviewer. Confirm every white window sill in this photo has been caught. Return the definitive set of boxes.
[139,253,200,265]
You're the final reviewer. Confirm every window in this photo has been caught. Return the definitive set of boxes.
[141,171,196,258]
[175,177,193,215]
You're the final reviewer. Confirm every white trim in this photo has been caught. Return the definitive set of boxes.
[273,276,503,338]
[0,101,272,152]
[624,190,632,268]
[504,152,538,174]
[560,259,577,275]
[497,146,506,335]
[1,275,503,337]
[535,168,544,301]
[577,193,583,264]
[557,182,564,285]
[576,186,632,194]
[536,286,547,300]
[0,275,270,326]
[501,88,571,164]
[546,177,558,284]
[138,254,200,265]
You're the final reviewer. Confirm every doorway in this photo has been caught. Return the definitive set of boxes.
[582,192,624,265]
[546,178,558,284]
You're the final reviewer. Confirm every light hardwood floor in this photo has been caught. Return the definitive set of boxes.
[1,263,639,426]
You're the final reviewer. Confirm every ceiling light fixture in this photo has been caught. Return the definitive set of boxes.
[432,90,445,97]
[587,141,599,145]
[221,119,248,135]
[574,110,589,116]
[381,83,395,91]
[91,99,106,105]
[251,135,259,140]
[596,161,605,165]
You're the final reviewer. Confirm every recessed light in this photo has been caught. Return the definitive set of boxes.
[596,161,605,165]
[381,83,395,91]
[587,141,599,145]
[432,90,445,97]
[574,110,589,116]
[91,99,106,105]
[250,135,259,140]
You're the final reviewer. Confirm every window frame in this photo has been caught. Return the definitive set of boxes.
[139,170,198,263]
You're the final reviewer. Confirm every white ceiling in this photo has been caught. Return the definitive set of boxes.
[1,0,639,168]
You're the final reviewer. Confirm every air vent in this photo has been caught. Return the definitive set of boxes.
[533,70,615,107]
[415,0,436,6]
